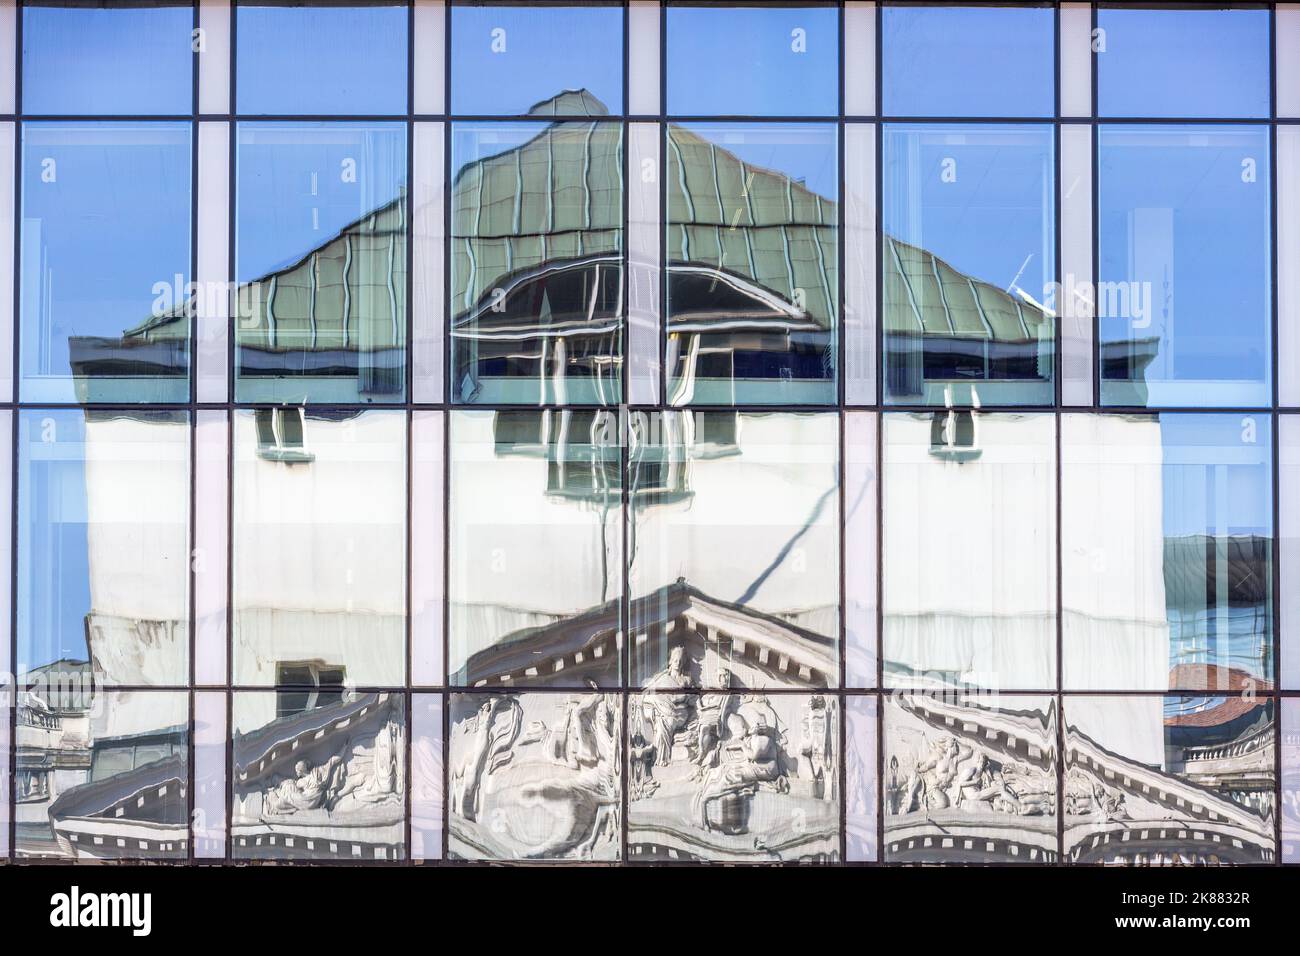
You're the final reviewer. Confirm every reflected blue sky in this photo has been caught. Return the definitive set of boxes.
[237,4,408,115]
[1098,126,1271,406]
[19,409,93,672]
[882,4,1054,118]
[667,5,838,116]
[20,123,191,402]
[882,125,1053,295]
[1157,414,1271,539]
[1097,7,1270,118]
[451,5,623,116]
[675,123,838,201]
[22,4,192,115]
[236,123,407,282]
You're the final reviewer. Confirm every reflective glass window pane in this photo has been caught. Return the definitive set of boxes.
[629,692,840,862]
[16,690,189,860]
[233,691,406,861]
[1096,6,1269,119]
[411,693,443,860]
[237,3,407,116]
[884,694,1058,863]
[449,691,622,861]
[18,409,190,687]
[235,122,408,403]
[21,123,191,404]
[629,411,839,689]
[881,3,1054,118]
[232,409,406,687]
[1099,126,1271,408]
[666,123,838,405]
[22,2,193,115]
[450,120,623,405]
[448,409,622,687]
[884,412,1056,690]
[1285,698,1299,862]
[1064,695,1274,864]
[450,4,623,117]
[665,4,838,117]
[1062,413,1273,692]
[882,124,1055,407]
[846,694,878,862]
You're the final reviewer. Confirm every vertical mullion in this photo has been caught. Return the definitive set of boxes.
[7,0,18,866]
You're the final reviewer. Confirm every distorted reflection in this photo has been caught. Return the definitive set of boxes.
[18,409,190,687]
[1098,126,1271,407]
[629,410,839,689]
[450,5,623,116]
[1283,699,1299,863]
[882,125,1055,407]
[21,123,192,403]
[1064,695,1275,864]
[411,694,444,861]
[232,691,406,861]
[16,690,188,860]
[628,692,838,862]
[448,409,622,687]
[667,123,838,404]
[236,123,408,404]
[665,5,839,117]
[233,409,406,687]
[448,692,622,861]
[1062,414,1273,691]
[883,412,1056,690]
[846,694,877,862]
[451,107,624,404]
[884,694,1058,863]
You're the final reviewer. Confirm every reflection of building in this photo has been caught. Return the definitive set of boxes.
[70,191,408,404]
[665,123,836,403]
[14,690,90,857]
[883,237,1052,403]
[232,692,406,861]
[448,692,621,862]
[452,90,623,404]
[19,690,188,861]
[628,691,838,862]
[1064,694,1275,865]
[885,695,1058,864]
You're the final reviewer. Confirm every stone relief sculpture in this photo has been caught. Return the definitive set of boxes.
[230,693,408,860]
[884,695,1059,863]
[255,718,405,819]
[627,652,840,861]
[448,691,622,861]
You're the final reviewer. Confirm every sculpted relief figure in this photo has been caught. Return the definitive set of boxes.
[261,720,407,818]
[893,733,1054,817]
[639,646,697,766]
[799,695,835,799]
[450,696,523,822]
[264,756,349,815]
[692,698,790,833]
[895,736,972,813]
[451,692,622,860]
